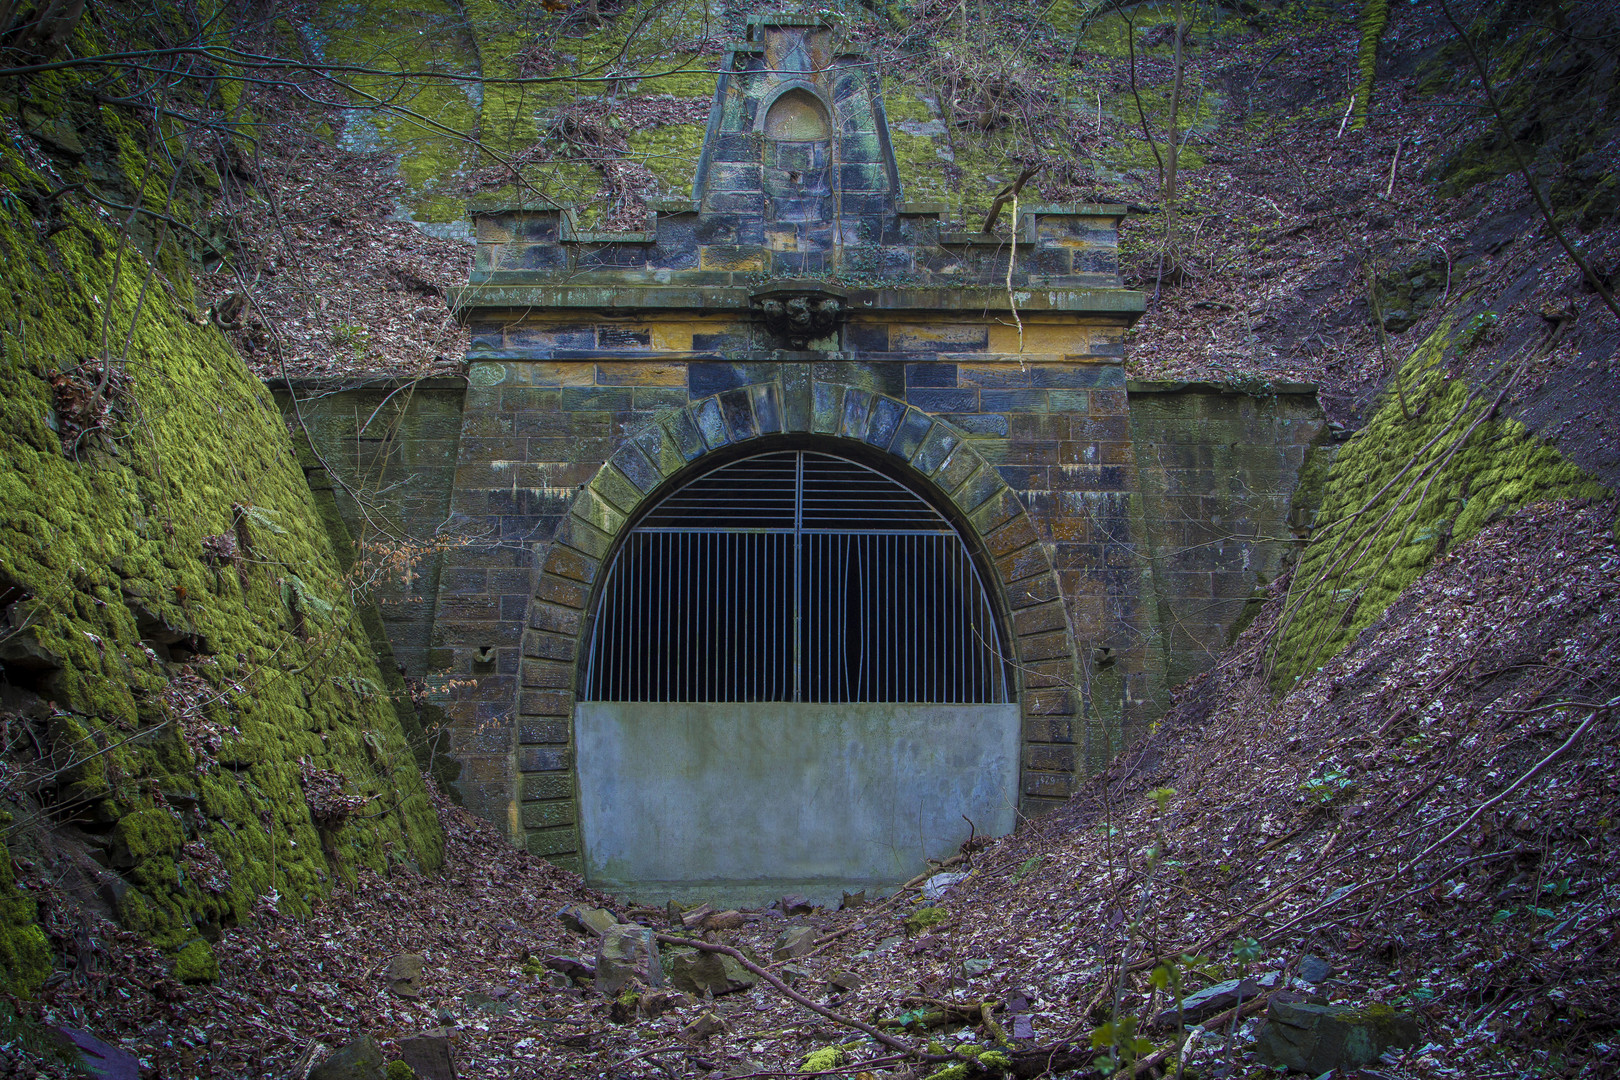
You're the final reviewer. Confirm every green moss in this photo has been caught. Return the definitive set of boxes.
[800,1045,846,1071]
[174,938,218,983]
[906,906,949,933]
[385,1062,418,1080]
[113,808,183,862]
[1271,318,1606,684]
[1353,0,1390,129]
[884,89,935,124]
[0,820,52,997]
[624,124,707,197]
[0,82,443,966]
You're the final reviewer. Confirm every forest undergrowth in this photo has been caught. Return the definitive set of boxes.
[1,0,1617,1077]
[6,497,1614,1078]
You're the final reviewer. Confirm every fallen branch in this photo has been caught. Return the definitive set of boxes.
[652,934,924,1058]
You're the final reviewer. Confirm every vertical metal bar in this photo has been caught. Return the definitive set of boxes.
[715,532,722,702]
[616,543,626,701]
[946,544,959,705]
[793,452,803,703]
[926,537,939,705]
[864,534,871,700]
[679,532,687,703]
[642,535,650,703]
[636,533,645,701]
[736,533,741,701]
[745,531,751,702]
[895,535,902,702]
[664,533,672,703]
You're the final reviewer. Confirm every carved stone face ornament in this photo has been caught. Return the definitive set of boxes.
[751,283,846,347]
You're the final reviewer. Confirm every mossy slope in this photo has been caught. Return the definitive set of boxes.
[1270,317,1606,683]
[0,132,443,992]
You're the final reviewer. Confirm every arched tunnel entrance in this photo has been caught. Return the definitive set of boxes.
[574,446,1022,905]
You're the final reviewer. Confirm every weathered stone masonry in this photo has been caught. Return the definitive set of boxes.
[279,16,1325,881]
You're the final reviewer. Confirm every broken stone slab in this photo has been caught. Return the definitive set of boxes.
[309,1036,386,1080]
[48,1028,141,1080]
[962,958,993,977]
[396,1033,457,1080]
[855,934,903,959]
[680,903,715,929]
[1153,977,1263,1026]
[542,954,595,980]
[778,894,816,915]
[1254,1001,1421,1075]
[386,952,425,999]
[840,890,866,909]
[772,925,818,961]
[595,925,662,997]
[559,904,619,937]
[704,909,745,930]
[667,950,758,997]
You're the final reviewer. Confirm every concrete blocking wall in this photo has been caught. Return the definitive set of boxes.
[575,701,1022,907]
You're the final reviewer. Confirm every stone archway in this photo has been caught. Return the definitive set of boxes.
[513,375,1088,892]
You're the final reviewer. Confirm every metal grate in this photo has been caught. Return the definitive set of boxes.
[583,451,1011,703]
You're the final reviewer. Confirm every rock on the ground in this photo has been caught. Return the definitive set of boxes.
[638,988,693,1018]
[667,949,758,996]
[386,952,425,998]
[772,925,817,960]
[922,872,968,901]
[595,925,662,996]
[1254,1001,1421,1075]
[840,890,866,909]
[50,1029,140,1080]
[542,954,594,980]
[559,905,619,937]
[827,970,862,991]
[1298,954,1334,984]
[396,1032,457,1080]
[705,909,745,930]
[309,1036,386,1080]
[681,1010,729,1043]
[777,894,815,915]
[1153,977,1265,1026]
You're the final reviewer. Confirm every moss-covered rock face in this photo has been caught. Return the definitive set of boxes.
[1270,315,1606,684]
[0,109,443,990]
[0,815,51,996]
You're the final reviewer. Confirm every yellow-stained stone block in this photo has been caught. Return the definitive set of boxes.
[649,317,748,352]
[700,246,767,272]
[988,321,1095,354]
[511,362,595,387]
[595,361,685,387]
[475,218,515,242]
